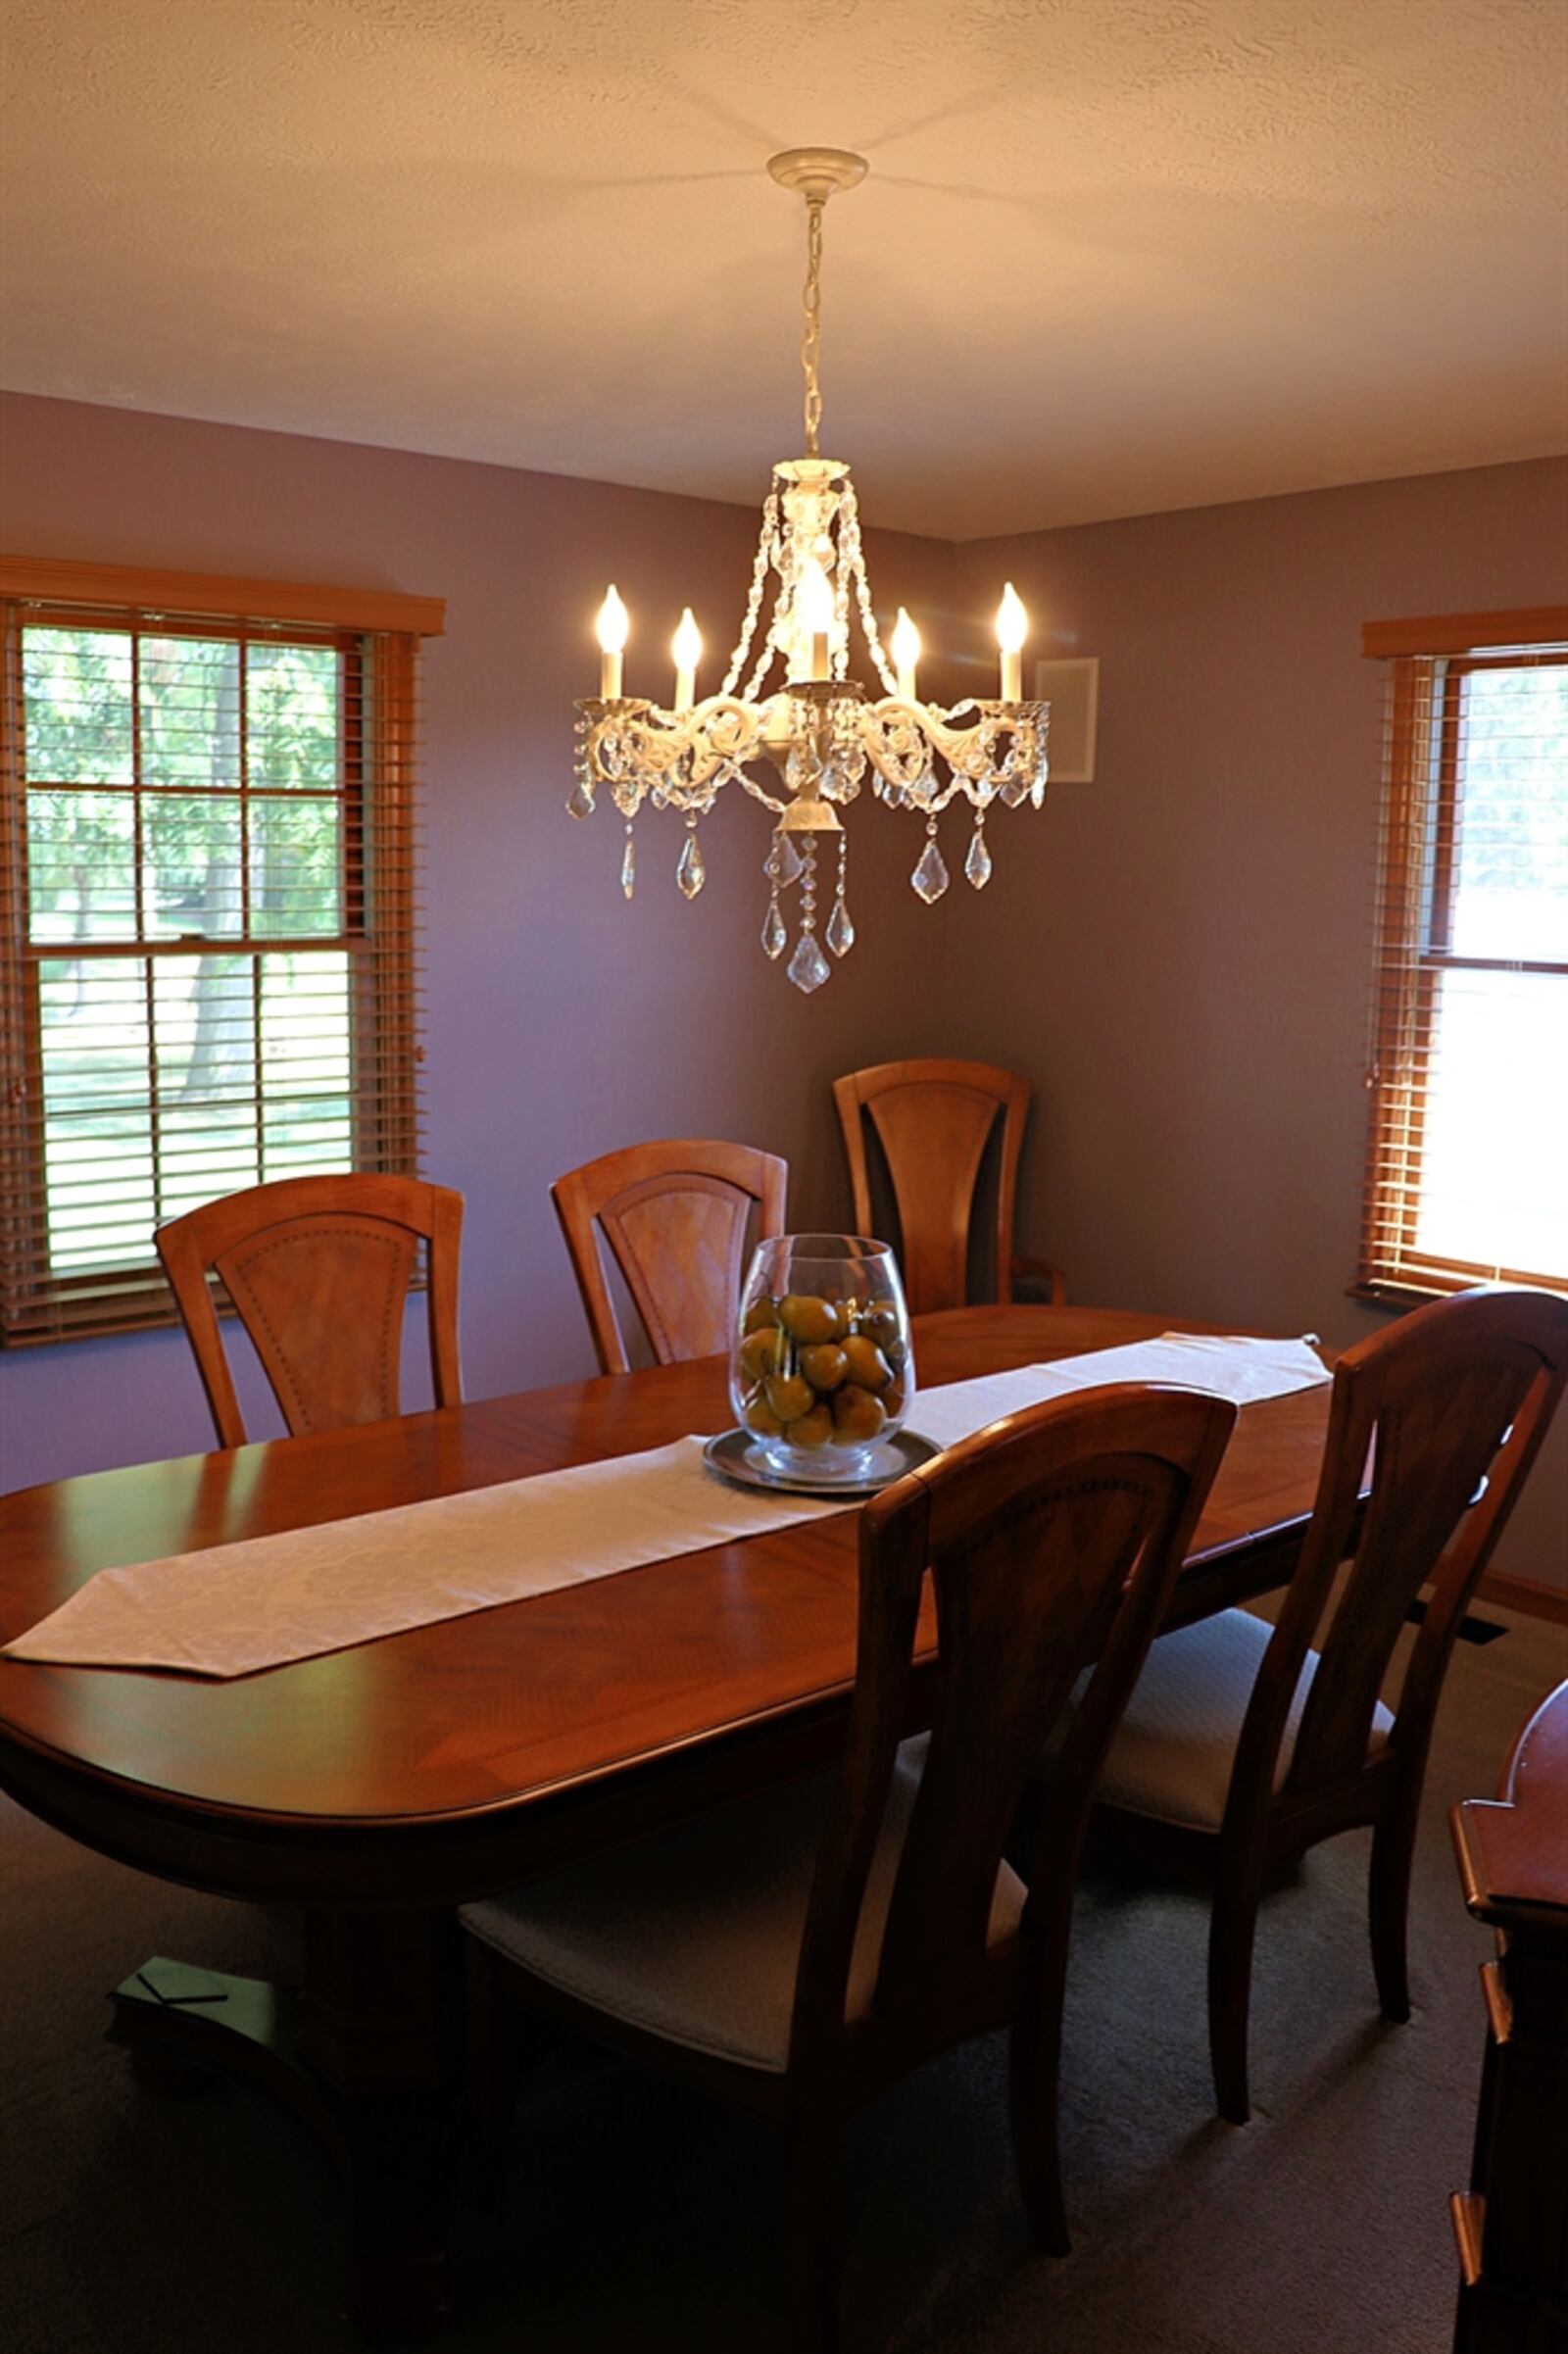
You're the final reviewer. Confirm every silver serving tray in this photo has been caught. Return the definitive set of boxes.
[702,1425,939,1499]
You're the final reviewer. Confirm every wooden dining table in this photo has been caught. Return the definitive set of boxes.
[0,1305,1339,2336]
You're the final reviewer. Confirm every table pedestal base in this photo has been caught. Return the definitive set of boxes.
[108,1911,460,2342]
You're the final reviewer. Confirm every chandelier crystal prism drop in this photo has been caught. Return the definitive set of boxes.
[570,147,1050,988]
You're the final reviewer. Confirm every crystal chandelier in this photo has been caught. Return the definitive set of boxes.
[570,147,1049,993]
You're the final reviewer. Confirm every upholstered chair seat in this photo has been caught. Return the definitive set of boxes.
[463,1741,1026,2074]
[1086,1608,1395,1832]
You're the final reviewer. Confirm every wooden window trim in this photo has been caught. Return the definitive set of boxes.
[1361,608,1568,660]
[1,560,430,1346]
[0,556,444,640]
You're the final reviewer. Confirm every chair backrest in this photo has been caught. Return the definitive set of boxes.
[156,1173,465,1448]
[1234,1287,1568,1820]
[788,1382,1237,2069]
[833,1057,1031,1314]
[551,1138,789,1376]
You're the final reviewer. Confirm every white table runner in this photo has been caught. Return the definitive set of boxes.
[2,1335,1328,1679]
[906,1332,1329,1446]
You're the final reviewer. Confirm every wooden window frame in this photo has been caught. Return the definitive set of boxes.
[0,558,443,1345]
[1355,607,1568,1306]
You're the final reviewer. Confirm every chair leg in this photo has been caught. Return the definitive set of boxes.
[1208,1860,1264,2126]
[1368,1792,1418,2024]
[1009,1916,1073,2256]
[783,2115,842,2354]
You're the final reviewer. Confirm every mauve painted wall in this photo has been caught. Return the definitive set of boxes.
[0,391,965,1488]
[949,457,1568,1593]
[1,396,1564,1596]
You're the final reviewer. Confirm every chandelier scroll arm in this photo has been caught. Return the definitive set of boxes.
[860,696,1051,809]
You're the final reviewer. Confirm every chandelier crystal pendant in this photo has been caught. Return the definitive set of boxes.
[570,147,1050,992]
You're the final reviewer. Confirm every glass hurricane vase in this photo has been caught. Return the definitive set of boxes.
[729,1233,915,1484]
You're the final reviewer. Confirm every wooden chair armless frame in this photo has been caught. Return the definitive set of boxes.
[832,1056,1065,1315]
[785,1382,1237,2260]
[551,1137,788,1376]
[1101,1283,1568,2125]
[463,1381,1236,2348]
[156,1172,465,1448]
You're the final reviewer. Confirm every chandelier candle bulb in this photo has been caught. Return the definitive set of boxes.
[671,608,702,712]
[596,585,629,699]
[891,607,921,700]
[997,583,1028,703]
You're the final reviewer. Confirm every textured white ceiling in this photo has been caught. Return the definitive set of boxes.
[2,0,1564,538]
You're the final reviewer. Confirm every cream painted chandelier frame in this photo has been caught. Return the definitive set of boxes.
[569,148,1049,993]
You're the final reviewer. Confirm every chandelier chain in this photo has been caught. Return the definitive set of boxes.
[801,196,825,457]
[840,487,899,696]
[722,491,779,696]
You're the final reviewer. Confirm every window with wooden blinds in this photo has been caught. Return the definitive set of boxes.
[1357,606,1568,1303]
[0,559,443,1344]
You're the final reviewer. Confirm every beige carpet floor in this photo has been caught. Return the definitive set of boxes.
[2,1599,1563,2354]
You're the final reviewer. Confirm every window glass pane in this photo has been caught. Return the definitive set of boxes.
[1448,665,1568,961]
[153,954,258,1107]
[26,790,137,941]
[261,953,354,1177]
[144,796,244,938]
[139,636,241,789]
[21,627,134,786]
[38,956,156,1273]
[1415,969,1568,1276]
[247,643,342,789]
[155,1109,265,1218]
[251,797,343,935]
[152,958,263,1217]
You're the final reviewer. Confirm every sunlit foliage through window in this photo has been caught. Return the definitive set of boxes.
[22,624,359,1277]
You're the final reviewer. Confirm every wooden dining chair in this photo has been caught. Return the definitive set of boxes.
[551,1137,788,1375]
[156,1172,465,1448]
[460,1381,1237,2347]
[1070,1284,1568,2126]
[832,1056,1065,1315]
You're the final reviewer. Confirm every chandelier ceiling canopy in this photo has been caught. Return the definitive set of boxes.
[571,147,1050,993]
